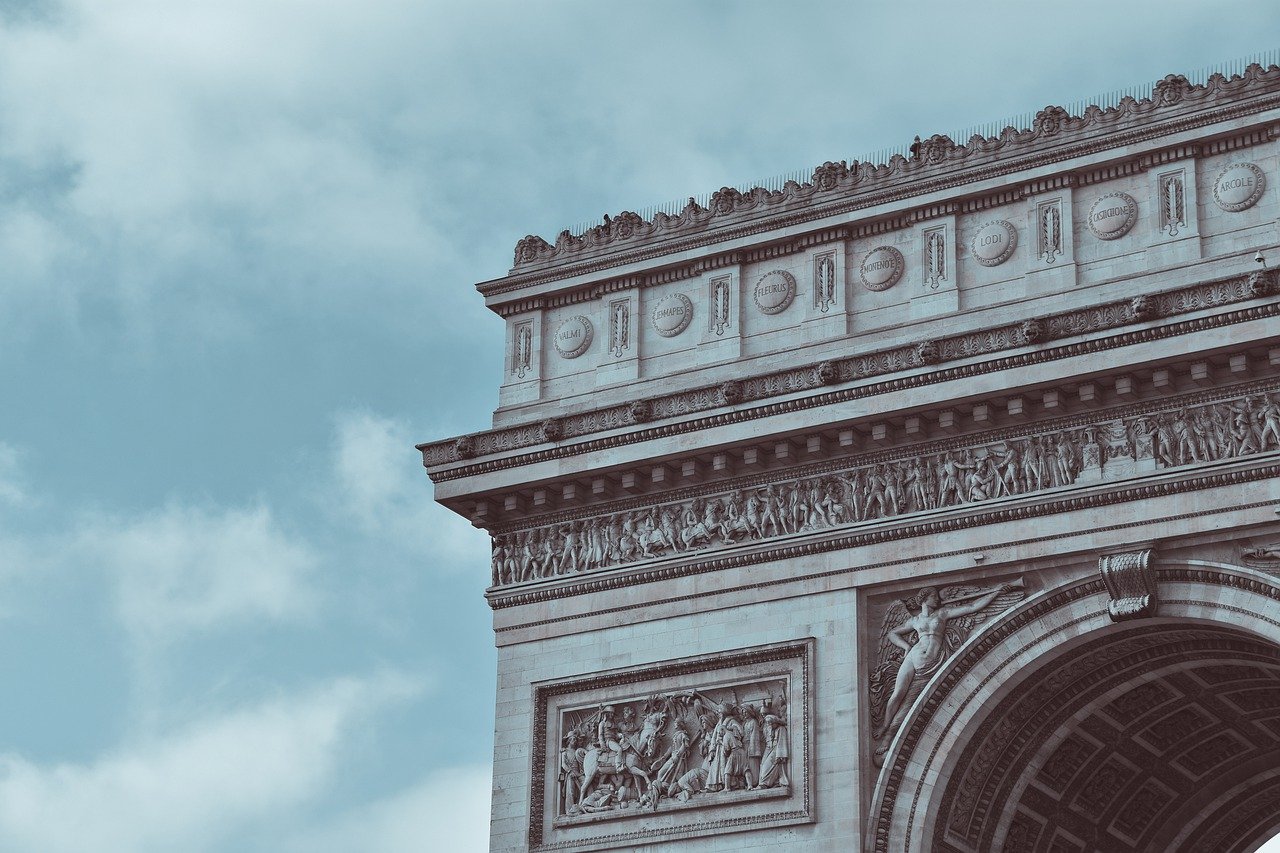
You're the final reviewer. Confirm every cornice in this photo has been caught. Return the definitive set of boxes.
[421,269,1278,479]
[488,65,1280,295]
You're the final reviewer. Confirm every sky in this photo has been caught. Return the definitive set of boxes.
[0,2,1278,851]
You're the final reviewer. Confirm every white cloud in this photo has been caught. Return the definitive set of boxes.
[88,503,319,644]
[0,673,419,853]
[0,441,33,509]
[282,763,491,853]
[330,410,487,574]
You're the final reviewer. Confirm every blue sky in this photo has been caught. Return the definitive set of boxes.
[1,2,1278,851]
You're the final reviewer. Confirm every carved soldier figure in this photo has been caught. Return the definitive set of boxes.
[1231,402,1260,457]
[883,464,903,517]
[537,528,556,578]
[743,489,764,540]
[756,714,790,788]
[818,479,844,526]
[759,485,784,538]
[1171,409,1198,464]
[658,506,682,553]
[602,514,623,566]
[785,482,805,534]
[490,537,505,586]
[501,534,519,583]
[516,530,536,581]
[559,522,581,574]
[1260,394,1280,450]
[705,703,747,792]
[721,492,747,543]
[936,452,973,506]
[741,703,765,788]
[836,469,865,522]
[559,731,585,814]
[993,443,1021,496]
[904,457,929,512]
[1021,437,1046,492]
[806,479,829,529]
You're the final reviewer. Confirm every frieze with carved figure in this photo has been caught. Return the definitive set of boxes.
[488,387,1280,588]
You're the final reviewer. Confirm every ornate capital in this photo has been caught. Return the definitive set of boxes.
[1098,548,1157,621]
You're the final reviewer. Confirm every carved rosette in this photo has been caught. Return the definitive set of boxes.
[1086,192,1138,241]
[1213,162,1266,212]
[861,246,904,291]
[753,270,796,315]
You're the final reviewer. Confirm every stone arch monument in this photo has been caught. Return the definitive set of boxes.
[422,63,1280,851]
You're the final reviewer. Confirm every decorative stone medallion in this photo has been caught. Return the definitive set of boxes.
[1213,162,1266,212]
[753,269,796,315]
[552,315,593,358]
[651,292,693,337]
[970,219,1017,267]
[860,246,904,291]
[1087,192,1138,240]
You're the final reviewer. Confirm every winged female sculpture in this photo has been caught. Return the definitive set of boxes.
[869,578,1025,763]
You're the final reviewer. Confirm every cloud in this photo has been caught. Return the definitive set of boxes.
[281,763,491,853]
[330,410,487,573]
[88,503,320,645]
[0,441,33,509]
[0,673,419,853]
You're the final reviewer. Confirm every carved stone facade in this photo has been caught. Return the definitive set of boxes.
[424,62,1280,851]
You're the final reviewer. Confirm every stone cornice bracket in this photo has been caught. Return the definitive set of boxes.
[1098,548,1158,621]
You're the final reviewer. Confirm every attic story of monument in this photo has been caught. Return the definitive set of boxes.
[423,57,1280,853]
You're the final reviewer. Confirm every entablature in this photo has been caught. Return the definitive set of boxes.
[465,65,1280,428]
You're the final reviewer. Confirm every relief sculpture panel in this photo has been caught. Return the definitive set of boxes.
[530,641,813,851]
[868,579,1026,763]
[489,387,1280,588]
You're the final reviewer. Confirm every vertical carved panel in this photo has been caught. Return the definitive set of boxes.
[513,320,534,378]
[923,227,946,289]
[709,276,731,336]
[1159,170,1187,237]
[609,300,629,358]
[1038,200,1063,264]
[813,252,836,312]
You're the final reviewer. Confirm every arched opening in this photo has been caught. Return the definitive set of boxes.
[869,564,1280,853]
